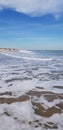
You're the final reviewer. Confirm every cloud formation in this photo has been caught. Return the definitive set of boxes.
[0,0,63,17]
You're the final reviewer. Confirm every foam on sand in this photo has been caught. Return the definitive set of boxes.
[0,50,63,130]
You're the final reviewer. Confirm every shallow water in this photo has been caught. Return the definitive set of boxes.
[0,50,63,130]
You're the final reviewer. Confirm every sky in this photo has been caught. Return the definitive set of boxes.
[0,0,63,50]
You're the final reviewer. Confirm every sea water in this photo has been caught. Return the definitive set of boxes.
[0,50,63,130]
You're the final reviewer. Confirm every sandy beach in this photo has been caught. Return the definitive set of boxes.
[0,48,18,52]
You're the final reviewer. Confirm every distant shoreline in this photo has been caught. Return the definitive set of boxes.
[0,48,19,52]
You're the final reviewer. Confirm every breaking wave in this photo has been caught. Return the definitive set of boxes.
[2,52,53,61]
[19,50,34,54]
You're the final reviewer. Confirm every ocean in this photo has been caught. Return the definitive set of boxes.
[0,50,63,130]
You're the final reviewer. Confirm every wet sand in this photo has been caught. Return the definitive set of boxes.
[0,67,63,129]
[0,94,30,104]
[26,90,63,101]
[53,86,63,89]
[0,86,63,129]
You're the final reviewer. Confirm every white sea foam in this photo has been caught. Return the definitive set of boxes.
[0,103,43,130]
[0,51,63,130]
[19,49,34,54]
[47,113,63,130]
[0,102,63,130]
[22,57,53,61]
[1,52,53,61]
[5,101,34,121]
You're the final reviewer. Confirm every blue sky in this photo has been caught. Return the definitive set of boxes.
[0,0,63,50]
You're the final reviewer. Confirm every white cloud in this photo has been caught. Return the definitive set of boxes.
[0,0,63,17]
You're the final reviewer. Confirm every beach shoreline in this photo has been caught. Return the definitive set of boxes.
[0,48,19,52]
